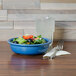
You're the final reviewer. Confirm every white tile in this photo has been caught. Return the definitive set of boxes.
[8,14,76,21]
[0,0,2,9]
[14,21,36,29]
[0,30,23,41]
[3,0,40,9]
[0,10,7,20]
[54,29,76,40]
[56,22,76,29]
[41,3,76,10]
[0,0,1,3]
[0,21,13,29]
[41,0,76,3]
[8,9,76,14]
[8,14,48,21]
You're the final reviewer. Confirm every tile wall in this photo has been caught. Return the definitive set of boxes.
[0,0,76,41]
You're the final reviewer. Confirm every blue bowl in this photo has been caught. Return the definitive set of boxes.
[8,38,52,55]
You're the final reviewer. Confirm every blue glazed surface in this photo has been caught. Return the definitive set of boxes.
[8,38,52,55]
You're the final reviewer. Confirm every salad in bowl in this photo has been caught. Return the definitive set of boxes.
[11,35,46,44]
[8,34,52,55]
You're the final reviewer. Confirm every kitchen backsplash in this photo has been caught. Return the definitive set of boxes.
[0,0,76,41]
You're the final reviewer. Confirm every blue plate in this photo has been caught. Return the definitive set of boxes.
[8,38,52,55]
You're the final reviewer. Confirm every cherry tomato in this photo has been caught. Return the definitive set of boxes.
[28,35,33,38]
[23,35,33,39]
[23,36,30,39]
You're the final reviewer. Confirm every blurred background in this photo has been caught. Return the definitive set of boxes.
[0,0,76,41]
